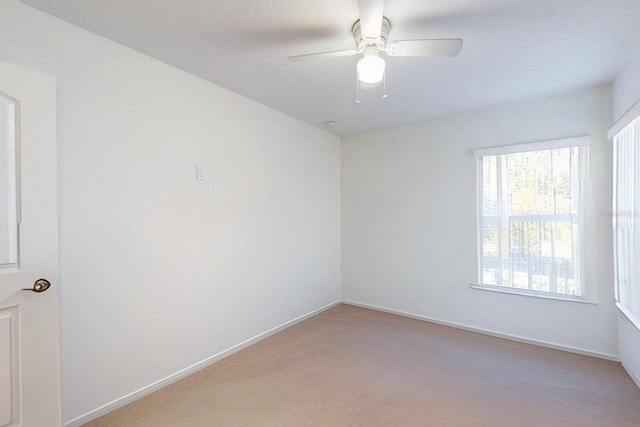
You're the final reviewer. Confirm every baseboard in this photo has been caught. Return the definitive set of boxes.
[342,300,620,362]
[63,300,341,427]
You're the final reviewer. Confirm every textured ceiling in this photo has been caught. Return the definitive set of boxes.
[21,0,640,135]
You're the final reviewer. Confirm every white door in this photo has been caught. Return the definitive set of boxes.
[0,61,61,426]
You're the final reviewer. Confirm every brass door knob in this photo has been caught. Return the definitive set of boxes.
[23,278,51,293]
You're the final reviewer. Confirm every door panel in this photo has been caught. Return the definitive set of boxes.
[0,94,18,268]
[0,307,18,426]
[0,60,61,427]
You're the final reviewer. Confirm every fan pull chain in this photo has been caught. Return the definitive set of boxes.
[355,73,361,103]
[383,72,388,99]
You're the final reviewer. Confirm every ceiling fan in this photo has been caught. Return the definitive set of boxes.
[287,0,463,97]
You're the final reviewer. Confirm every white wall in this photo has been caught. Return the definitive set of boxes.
[612,55,640,387]
[342,85,617,358]
[617,311,640,387]
[0,1,341,424]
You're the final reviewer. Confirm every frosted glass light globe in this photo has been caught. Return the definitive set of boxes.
[357,54,386,84]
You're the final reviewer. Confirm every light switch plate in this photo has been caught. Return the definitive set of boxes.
[196,165,205,180]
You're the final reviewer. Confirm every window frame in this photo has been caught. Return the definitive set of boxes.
[610,110,640,330]
[472,136,591,302]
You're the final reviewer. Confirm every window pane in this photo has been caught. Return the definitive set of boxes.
[613,116,640,322]
[481,223,499,285]
[478,142,584,297]
[482,156,498,216]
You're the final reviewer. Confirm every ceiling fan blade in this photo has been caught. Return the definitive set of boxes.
[358,0,384,38]
[287,49,360,62]
[385,39,463,57]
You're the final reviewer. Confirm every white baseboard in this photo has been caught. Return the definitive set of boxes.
[342,300,620,362]
[63,300,341,427]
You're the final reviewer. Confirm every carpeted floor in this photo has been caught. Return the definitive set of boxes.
[83,304,640,426]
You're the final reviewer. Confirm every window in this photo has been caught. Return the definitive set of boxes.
[612,114,640,326]
[475,137,589,299]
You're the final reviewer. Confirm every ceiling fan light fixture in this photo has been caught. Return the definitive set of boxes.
[357,53,385,84]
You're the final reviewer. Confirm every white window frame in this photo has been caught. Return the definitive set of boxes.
[609,101,640,330]
[472,136,591,302]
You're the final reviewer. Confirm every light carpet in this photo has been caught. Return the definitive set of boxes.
[83,304,640,426]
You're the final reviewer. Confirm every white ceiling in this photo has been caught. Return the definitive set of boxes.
[21,0,640,135]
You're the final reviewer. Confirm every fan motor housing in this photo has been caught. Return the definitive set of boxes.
[352,17,391,52]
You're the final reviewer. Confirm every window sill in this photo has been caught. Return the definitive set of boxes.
[616,302,640,332]
[470,283,596,304]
